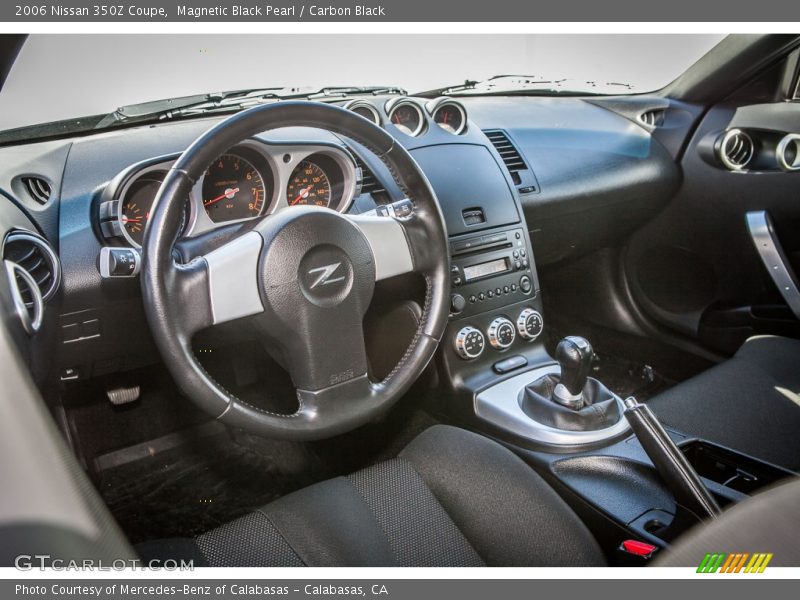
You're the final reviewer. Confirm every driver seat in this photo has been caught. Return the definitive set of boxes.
[138,425,606,567]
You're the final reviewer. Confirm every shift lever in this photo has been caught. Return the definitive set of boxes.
[553,336,594,408]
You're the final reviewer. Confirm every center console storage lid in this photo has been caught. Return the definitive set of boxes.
[410,144,521,237]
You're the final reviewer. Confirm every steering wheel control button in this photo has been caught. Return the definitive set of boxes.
[493,355,528,374]
[99,247,141,278]
[450,294,466,315]
[517,308,544,341]
[520,275,533,294]
[487,317,516,350]
[455,326,485,360]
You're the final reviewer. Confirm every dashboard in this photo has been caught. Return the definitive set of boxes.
[0,91,693,387]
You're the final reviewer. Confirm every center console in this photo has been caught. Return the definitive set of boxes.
[408,132,797,564]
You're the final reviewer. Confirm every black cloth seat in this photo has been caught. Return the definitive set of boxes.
[139,425,605,567]
[647,335,800,471]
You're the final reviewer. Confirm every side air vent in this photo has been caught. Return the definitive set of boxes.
[2,231,61,305]
[484,130,528,184]
[21,176,52,204]
[353,155,385,195]
[639,109,666,129]
[717,129,754,171]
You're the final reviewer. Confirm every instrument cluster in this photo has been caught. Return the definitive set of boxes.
[345,97,468,138]
[98,141,358,248]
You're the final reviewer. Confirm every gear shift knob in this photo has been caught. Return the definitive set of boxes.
[553,336,594,408]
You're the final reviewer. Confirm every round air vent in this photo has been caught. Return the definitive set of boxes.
[4,260,43,335]
[776,133,800,172]
[717,129,754,171]
[2,230,61,305]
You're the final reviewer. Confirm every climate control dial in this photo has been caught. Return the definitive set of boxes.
[517,308,544,341]
[454,326,485,360]
[487,317,516,350]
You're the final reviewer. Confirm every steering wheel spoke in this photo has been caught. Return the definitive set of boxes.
[347,214,415,281]
[202,231,265,326]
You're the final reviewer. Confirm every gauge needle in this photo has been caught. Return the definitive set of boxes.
[123,217,142,223]
[204,187,240,207]
[290,185,313,206]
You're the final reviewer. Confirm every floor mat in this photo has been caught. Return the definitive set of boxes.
[96,403,439,544]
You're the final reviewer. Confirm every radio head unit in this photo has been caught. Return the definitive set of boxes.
[449,226,538,319]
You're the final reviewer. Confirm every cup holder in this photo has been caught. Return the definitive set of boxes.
[681,441,795,495]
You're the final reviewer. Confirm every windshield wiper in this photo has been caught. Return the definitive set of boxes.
[418,74,636,97]
[97,85,407,126]
[95,88,287,127]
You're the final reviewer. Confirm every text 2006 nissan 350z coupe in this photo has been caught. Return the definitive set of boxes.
[0,33,799,567]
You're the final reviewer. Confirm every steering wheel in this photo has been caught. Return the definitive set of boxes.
[141,102,449,440]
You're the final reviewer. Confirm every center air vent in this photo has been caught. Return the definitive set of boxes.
[353,155,385,195]
[21,176,52,204]
[484,130,528,184]
[639,109,666,129]
[717,129,754,171]
[2,231,61,305]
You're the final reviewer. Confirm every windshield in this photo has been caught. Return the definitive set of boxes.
[0,34,724,140]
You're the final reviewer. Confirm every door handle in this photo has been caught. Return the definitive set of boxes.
[746,210,800,319]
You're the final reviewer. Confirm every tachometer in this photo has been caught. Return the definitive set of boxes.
[287,161,332,208]
[202,153,267,223]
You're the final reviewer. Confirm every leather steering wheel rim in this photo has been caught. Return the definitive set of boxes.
[141,101,449,440]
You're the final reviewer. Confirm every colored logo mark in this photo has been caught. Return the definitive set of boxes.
[696,552,773,573]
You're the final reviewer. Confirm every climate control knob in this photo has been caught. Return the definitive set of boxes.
[454,326,485,360]
[517,308,544,341]
[487,317,516,350]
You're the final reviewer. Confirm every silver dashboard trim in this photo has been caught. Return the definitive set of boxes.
[4,260,43,335]
[776,133,800,172]
[746,210,800,319]
[474,364,631,447]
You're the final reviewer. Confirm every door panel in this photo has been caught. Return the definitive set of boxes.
[625,79,800,355]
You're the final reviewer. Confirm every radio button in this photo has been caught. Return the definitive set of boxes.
[487,317,516,350]
[520,276,532,294]
[455,326,485,360]
[450,294,466,315]
[517,309,544,341]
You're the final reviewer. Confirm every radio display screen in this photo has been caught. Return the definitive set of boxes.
[463,257,510,282]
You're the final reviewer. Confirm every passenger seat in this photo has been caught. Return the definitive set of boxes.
[647,335,800,471]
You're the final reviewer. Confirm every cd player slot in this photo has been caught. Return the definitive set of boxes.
[453,242,513,258]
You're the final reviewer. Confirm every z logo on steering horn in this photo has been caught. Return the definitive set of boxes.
[307,262,345,289]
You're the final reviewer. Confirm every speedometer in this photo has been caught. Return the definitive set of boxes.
[287,161,332,208]
[202,154,267,223]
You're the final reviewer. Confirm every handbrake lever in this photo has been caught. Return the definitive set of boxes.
[623,397,721,533]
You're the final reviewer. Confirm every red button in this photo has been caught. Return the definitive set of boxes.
[622,540,657,557]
